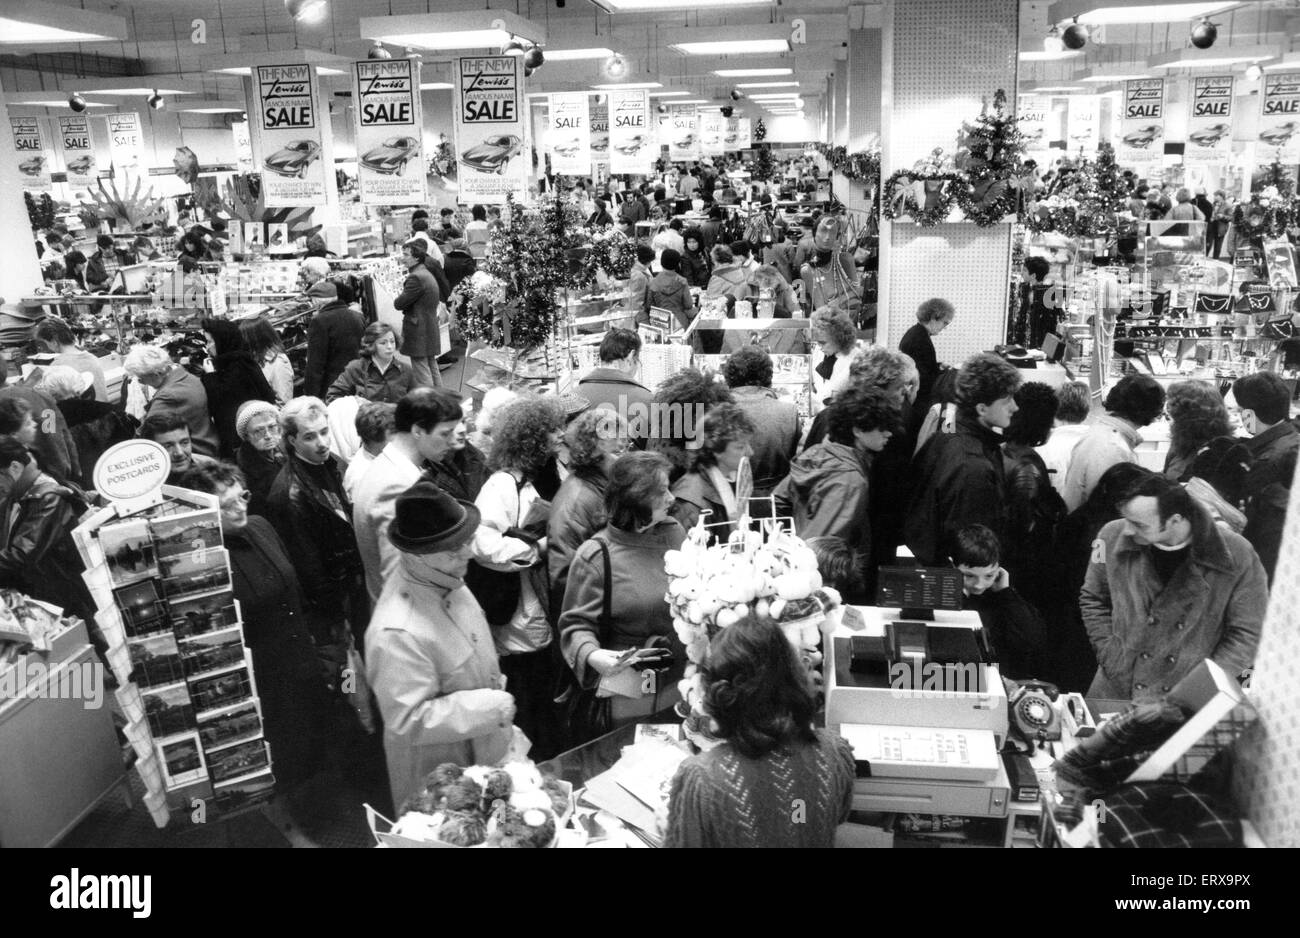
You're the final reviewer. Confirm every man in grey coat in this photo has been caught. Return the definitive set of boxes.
[394,239,443,388]
[723,347,801,500]
[1081,474,1266,703]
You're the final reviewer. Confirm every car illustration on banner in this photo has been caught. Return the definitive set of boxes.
[1258,122,1300,148]
[65,155,95,175]
[359,136,420,175]
[551,138,583,158]
[1021,126,1045,146]
[1121,125,1162,149]
[18,155,46,176]
[673,133,696,150]
[723,132,740,146]
[460,135,522,173]
[1187,124,1230,148]
[263,140,322,179]
[613,135,647,156]
[591,136,609,153]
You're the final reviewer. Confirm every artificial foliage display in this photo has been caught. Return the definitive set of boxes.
[882,149,962,227]
[954,89,1027,227]
[1253,159,1295,201]
[1025,144,1130,238]
[25,192,56,232]
[575,226,637,290]
[78,174,168,232]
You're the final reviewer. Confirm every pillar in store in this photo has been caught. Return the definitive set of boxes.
[877,0,1018,353]
[833,60,849,147]
[0,77,45,306]
[835,27,881,216]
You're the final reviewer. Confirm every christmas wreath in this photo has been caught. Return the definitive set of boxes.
[574,227,636,290]
[953,90,1026,227]
[881,150,963,227]
[1232,197,1294,239]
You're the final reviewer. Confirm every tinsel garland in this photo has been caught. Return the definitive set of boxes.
[574,227,637,290]
[1231,200,1295,239]
[953,89,1026,228]
[881,170,963,227]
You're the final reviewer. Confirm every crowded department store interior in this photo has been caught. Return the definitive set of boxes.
[1,0,1299,852]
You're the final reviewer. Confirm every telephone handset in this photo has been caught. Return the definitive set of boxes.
[1008,679,1062,745]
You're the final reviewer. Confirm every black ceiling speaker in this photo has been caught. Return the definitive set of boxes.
[68,92,86,112]
[1190,19,1218,50]
[720,106,734,117]
[1062,18,1089,50]
[524,46,544,69]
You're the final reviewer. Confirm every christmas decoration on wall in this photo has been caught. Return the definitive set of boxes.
[753,117,767,142]
[1024,143,1131,238]
[953,89,1026,227]
[882,149,963,227]
[1232,187,1295,240]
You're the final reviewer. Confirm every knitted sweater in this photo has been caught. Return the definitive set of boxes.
[664,729,855,848]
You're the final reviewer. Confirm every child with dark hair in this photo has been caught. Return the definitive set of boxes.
[950,525,1050,682]
[806,535,868,607]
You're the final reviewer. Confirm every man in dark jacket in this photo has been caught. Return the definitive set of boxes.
[647,249,695,330]
[723,347,800,500]
[0,438,95,626]
[1081,474,1266,702]
[84,234,133,292]
[395,240,443,388]
[442,238,478,293]
[266,396,368,653]
[425,415,488,503]
[577,328,653,449]
[303,280,365,399]
[905,352,1022,565]
[1233,371,1299,582]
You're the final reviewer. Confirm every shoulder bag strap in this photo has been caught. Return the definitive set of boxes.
[594,534,613,639]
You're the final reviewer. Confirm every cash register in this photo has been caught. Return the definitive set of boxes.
[825,566,1012,817]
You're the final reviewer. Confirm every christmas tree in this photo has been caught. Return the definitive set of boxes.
[754,117,767,143]
[1073,142,1128,236]
[954,89,1027,226]
[752,144,774,183]
[1253,158,1295,200]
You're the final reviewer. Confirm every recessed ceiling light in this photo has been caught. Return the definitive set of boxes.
[649,91,691,97]
[735,81,799,89]
[420,82,454,90]
[593,0,768,9]
[379,29,520,50]
[714,68,792,77]
[592,81,662,89]
[1026,85,1087,92]
[0,2,126,45]
[84,87,195,96]
[673,39,790,55]
[316,67,347,76]
[1018,50,1083,61]
[1064,3,1236,26]
[543,47,616,61]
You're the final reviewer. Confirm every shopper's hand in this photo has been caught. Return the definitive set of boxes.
[585,649,625,677]
[990,566,1011,592]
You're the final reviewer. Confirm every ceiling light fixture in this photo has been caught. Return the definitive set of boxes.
[592,0,768,9]
[68,92,86,113]
[284,0,328,25]
[502,40,525,55]
[362,11,544,52]
[524,46,545,68]
[603,53,628,79]
[146,90,165,110]
[1055,3,1235,26]
[735,81,799,89]
[1044,24,1065,53]
[593,81,663,90]
[1020,50,1083,61]
[649,91,690,97]
[0,1,127,44]
[1189,18,1217,49]
[672,39,790,55]
[1062,17,1089,50]
[368,41,392,59]
[538,47,615,61]
[714,67,793,77]
[420,82,454,90]
[1244,63,1264,82]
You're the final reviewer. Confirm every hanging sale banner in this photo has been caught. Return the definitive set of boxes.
[232,121,255,173]
[609,88,650,175]
[1017,94,1052,161]
[731,117,752,150]
[1258,72,1300,162]
[1185,76,1234,164]
[454,55,526,204]
[253,63,328,206]
[668,104,699,162]
[1118,78,1165,165]
[105,112,144,173]
[352,58,427,206]
[590,99,609,165]
[11,117,52,191]
[547,92,591,176]
[1065,95,1100,153]
[700,112,725,157]
[56,115,97,188]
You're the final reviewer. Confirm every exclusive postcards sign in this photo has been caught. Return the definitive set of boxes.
[11,117,51,191]
[352,58,427,206]
[668,104,699,162]
[609,88,649,174]
[1259,72,1300,161]
[57,115,97,188]
[1186,76,1233,164]
[106,112,144,173]
[1118,78,1165,165]
[548,92,591,176]
[254,63,327,206]
[454,55,526,205]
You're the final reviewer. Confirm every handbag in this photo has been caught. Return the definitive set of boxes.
[555,536,614,745]
[464,476,533,627]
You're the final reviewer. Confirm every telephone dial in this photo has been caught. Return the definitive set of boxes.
[1007,680,1062,746]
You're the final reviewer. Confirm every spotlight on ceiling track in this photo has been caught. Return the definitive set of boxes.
[524,66,535,78]
[1043,25,1065,54]
[68,92,86,113]
[524,46,545,69]
[368,41,392,59]
[1062,17,1088,51]
[285,0,328,25]
[1244,63,1263,82]
[405,47,422,60]
[730,89,742,101]
[721,106,734,117]
[1190,19,1218,50]
[147,90,165,110]
[502,40,525,56]
[603,54,628,79]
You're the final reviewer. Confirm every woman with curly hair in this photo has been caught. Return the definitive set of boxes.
[239,315,295,406]
[645,368,734,482]
[664,617,855,848]
[1163,380,1231,482]
[326,322,412,404]
[547,409,629,614]
[810,305,862,410]
[469,394,566,758]
[670,403,756,541]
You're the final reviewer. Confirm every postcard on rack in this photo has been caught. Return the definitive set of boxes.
[126,631,186,688]
[198,700,264,751]
[179,629,247,680]
[213,768,276,811]
[141,681,197,739]
[159,548,232,600]
[99,518,160,588]
[189,665,253,716]
[157,733,207,788]
[149,509,221,560]
[205,736,271,784]
[113,579,169,638]
[171,590,240,639]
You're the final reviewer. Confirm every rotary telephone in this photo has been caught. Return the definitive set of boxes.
[1007,679,1062,746]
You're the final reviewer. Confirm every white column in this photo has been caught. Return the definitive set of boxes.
[0,76,46,305]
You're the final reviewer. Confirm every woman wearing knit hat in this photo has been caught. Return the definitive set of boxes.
[234,400,285,518]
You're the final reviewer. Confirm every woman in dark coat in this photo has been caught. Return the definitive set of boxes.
[178,461,332,847]
[680,228,712,288]
[233,400,285,518]
[200,318,277,460]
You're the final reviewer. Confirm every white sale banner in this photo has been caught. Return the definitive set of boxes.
[1185,76,1233,164]
[1117,78,1165,165]
[729,117,752,150]
[547,92,591,176]
[105,112,144,172]
[352,58,427,205]
[668,104,699,162]
[1258,72,1300,161]
[700,112,725,156]
[1017,94,1051,160]
[609,88,650,174]
[57,115,97,188]
[1065,95,1100,153]
[453,55,527,204]
[11,117,52,191]
[590,99,609,165]
[252,63,328,206]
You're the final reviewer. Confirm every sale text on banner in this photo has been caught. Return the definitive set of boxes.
[106,112,144,173]
[730,117,752,150]
[700,112,724,156]
[590,99,609,165]
[254,63,328,206]
[353,58,427,205]
[454,55,527,204]
[668,104,699,162]
[1066,95,1100,153]
[1185,76,1233,163]
[1118,78,1165,164]
[1259,72,1300,161]
[547,92,591,176]
[11,117,52,191]
[57,115,97,188]
[1017,94,1052,159]
[609,89,650,175]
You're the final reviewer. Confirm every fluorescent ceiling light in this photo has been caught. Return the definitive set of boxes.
[1019,50,1082,62]
[673,39,790,55]
[735,81,799,88]
[183,107,245,114]
[84,87,196,96]
[0,2,127,45]
[592,82,662,89]
[649,91,691,97]
[317,67,347,76]
[675,99,712,104]
[1026,85,1087,92]
[392,30,516,49]
[1151,46,1277,70]
[12,98,111,108]
[1053,2,1236,26]
[594,0,770,10]
[362,11,544,51]
[748,92,803,99]
[420,82,454,90]
[543,48,615,61]
[714,68,793,77]
[1079,72,1151,83]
